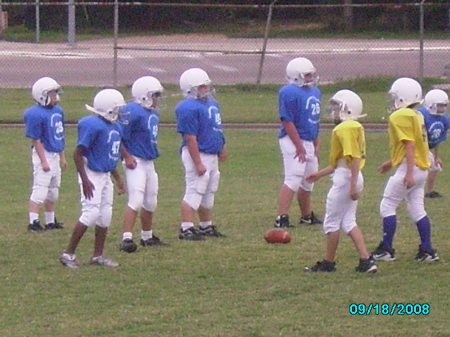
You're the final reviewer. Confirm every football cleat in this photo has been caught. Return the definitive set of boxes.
[28,219,44,232]
[90,256,120,267]
[304,259,337,272]
[198,225,226,237]
[371,242,396,261]
[355,256,378,273]
[179,227,205,241]
[120,239,138,253]
[140,235,169,246]
[415,247,439,262]
[60,252,81,269]
[274,214,295,228]
[299,211,323,225]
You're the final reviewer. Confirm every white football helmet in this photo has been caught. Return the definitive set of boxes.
[131,76,164,109]
[85,88,126,122]
[423,89,449,115]
[388,77,423,112]
[286,57,318,86]
[179,68,213,99]
[328,89,365,122]
[32,77,62,106]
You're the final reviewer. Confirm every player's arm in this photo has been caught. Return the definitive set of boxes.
[349,157,361,200]
[121,145,137,169]
[184,134,206,175]
[218,144,228,162]
[111,168,125,195]
[313,137,320,158]
[403,140,415,188]
[282,120,306,162]
[73,145,95,200]
[433,144,442,167]
[305,165,334,183]
[32,138,50,172]
[59,150,68,171]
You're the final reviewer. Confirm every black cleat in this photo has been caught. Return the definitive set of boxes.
[371,242,396,261]
[179,227,206,241]
[299,211,323,225]
[198,225,226,237]
[274,214,295,228]
[141,235,168,246]
[304,259,337,272]
[355,256,378,273]
[415,247,439,262]
[28,220,44,232]
[425,191,443,198]
[120,239,138,253]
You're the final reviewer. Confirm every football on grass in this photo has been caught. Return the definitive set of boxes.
[264,228,291,244]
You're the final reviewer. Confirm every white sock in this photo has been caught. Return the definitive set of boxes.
[45,211,55,224]
[141,230,152,240]
[199,221,212,229]
[181,222,194,231]
[122,232,133,241]
[29,212,39,224]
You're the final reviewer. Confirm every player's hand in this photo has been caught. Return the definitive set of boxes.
[42,162,51,172]
[436,157,443,168]
[218,149,228,162]
[305,172,320,183]
[81,179,95,200]
[196,163,207,176]
[403,173,415,188]
[378,160,392,174]
[117,180,126,195]
[350,185,359,200]
[294,145,307,163]
[60,159,68,171]
[125,156,137,170]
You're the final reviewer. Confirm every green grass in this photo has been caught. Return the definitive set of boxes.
[2,79,449,124]
[1,124,450,336]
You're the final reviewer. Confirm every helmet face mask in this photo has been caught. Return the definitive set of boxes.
[85,88,126,123]
[327,89,365,123]
[131,76,164,109]
[179,68,214,100]
[286,57,319,87]
[387,77,423,112]
[32,77,62,107]
[423,89,449,115]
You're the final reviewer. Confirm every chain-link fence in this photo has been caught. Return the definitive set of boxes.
[1,2,450,89]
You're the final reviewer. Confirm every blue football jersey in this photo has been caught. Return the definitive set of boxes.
[23,104,65,153]
[175,97,225,154]
[121,102,160,161]
[76,115,123,173]
[277,84,322,141]
[417,107,450,149]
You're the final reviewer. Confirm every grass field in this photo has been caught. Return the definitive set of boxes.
[1,121,450,336]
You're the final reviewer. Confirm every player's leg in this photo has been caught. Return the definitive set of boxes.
[44,157,63,230]
[425,154,442,198]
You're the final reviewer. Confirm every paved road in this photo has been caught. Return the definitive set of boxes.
[1,35,449,87]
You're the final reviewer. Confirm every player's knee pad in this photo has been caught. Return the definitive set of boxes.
[142,194,157,213]
[127,191,144,212]
[79,205,101,227]
[342,222,357,235]
[30,186,49,204]
[323,221,338,234]
[183,194,202,211]
[46,187,59,203]
[407,204,427,223]
[97,205,112,228]
[284,175,301,193]
[380,197,397,218]
[200,193,215,209]
[299,178,314,192]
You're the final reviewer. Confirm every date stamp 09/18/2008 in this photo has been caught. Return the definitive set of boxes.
[349,303,430,315]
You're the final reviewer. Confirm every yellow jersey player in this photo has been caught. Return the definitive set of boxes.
[304,89,377,273]
[372,77,439,262]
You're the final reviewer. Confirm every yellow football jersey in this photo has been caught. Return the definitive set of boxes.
[329,120,366,169]
[388,108,430,170]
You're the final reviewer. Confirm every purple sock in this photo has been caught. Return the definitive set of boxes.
[382,215,397,248]
[416,216,432,251]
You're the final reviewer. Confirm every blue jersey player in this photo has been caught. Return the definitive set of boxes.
[119,76,168,253]
[274,57,323,228]
[23,77,67,232]
[417,89,450,198]
[175,68,227,240]
[60,89,126,269]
